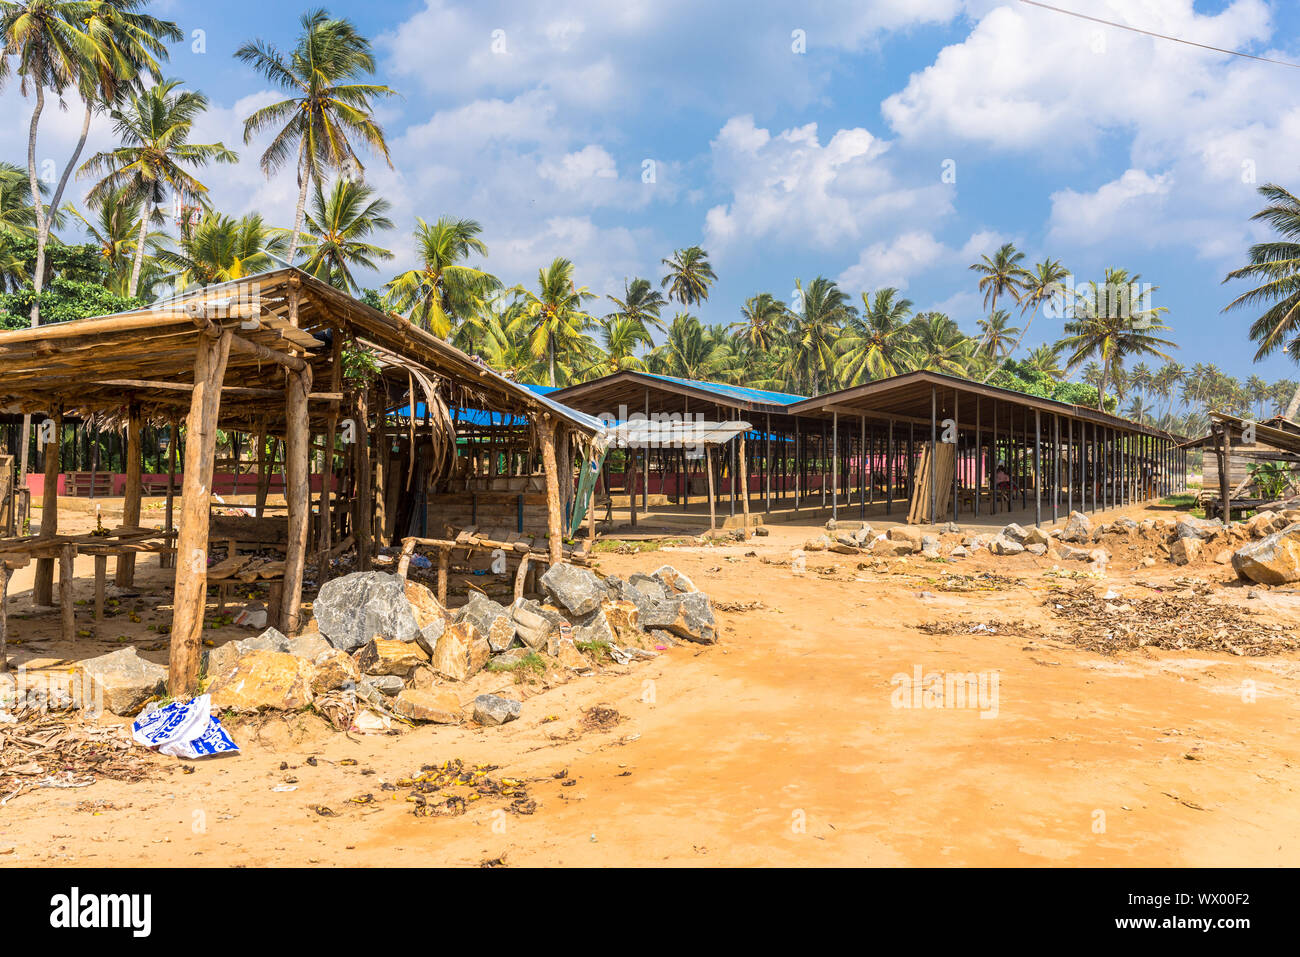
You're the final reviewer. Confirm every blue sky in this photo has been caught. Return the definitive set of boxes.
[8,0,1300,382]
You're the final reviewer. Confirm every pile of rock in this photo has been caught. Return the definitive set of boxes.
[71,564,719,722]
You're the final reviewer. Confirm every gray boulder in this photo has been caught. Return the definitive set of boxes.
[76,647,166,716]
[541,563,607,616]
[1173,516,1223,541]
[652,565,698,595]
[1232,522,1300,585]
[1001,523,1029,544]
[473,693,522,727]
[314,571,420,651]
[1058,510,1092,543]
[454,592,517,652]
[660,592,717,644]
[510,599,565,651]
[990,534,1025,556]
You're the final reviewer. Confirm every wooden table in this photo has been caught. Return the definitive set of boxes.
[0,528,177,665]
[396,530,588,605]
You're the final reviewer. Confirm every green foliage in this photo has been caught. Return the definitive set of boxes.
[342,343,380,384]
[0,239,145,327]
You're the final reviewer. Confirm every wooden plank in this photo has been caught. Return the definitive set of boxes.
[116,402,142,586]
[280,363,312,633]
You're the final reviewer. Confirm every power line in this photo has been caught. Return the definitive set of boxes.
[1019,0,1300,70]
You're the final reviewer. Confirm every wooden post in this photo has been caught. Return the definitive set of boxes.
[116,401,143,586]
[94,553,107,620]
[34,408,62,606]
[437,547,450,605]
[254,423,270,517]
[59,543,75,643]
[739,429,751,536]
[1034,409,1042,527]
[705,444,717,536]
[280,365,312,634]
[539,416,564,565]
[168,329,233,695]
[0,562,8,671]
[929,385,937,525]
[353,387,373,570]
[162,415,178,569]
[1218,424,1232,523]
[831,411,839,522]
[514,552,530,601]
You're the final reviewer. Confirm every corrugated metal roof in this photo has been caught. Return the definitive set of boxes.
[640,373,806,406]
[399,382,606,434]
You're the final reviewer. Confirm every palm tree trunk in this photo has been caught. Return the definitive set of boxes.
[128,208,150,298]
[1098,355,1110,411]
[26,83,47,327]
[984,306,1038,383]
[287,142,310,265]
[1284,381,1300,422]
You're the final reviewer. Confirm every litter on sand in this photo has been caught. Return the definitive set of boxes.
[132,694,239,759]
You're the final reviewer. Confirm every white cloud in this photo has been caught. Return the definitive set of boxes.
[704,115,949,253]
[1048,169,1173,244]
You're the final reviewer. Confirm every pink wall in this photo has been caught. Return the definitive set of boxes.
[26,472,338,497]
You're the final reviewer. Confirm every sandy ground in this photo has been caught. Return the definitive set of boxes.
[2,495,1299,866]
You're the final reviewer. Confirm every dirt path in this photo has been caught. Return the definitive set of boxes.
[3,505,1299,866]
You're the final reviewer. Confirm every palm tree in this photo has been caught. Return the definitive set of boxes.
[730,292,788,353]
[1222,183,1300,418]
[592,315,650,375]
[155,211,287,289]
[236,8,396,264]
[517,257,597,387]
[903,312,973,375]
[647,313,729,381]
[987,257,1069,382]
[976,309,1020,360]
[298,177,392,294]
[68,185,164,295]
[660,245,716,306]
[1024,342,1065,380]
[606,277,667,336]
[837,287,912,383]
[786,276,851,394]
[969,242,1028,355]
[384,216,499,337]
[1,0,177,322]
[79,79,236,295]
[1058,269,1174,409]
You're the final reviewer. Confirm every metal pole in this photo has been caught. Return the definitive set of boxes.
[887,418,894,516]
[952,389,959,523]
[975,397,981,517]
[1034,409,1042,527]
[929,385,937,526]
[831,411,839,522]
[1052,414,1059,522]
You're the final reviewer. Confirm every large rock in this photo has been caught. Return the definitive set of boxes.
[356,636,429,677]
[1001,523,1029,544]
[1232,523,1300,585]
[1023,526,1051,546]
[454,592,517,652]
[989,534,1025,556]
[510,599,565,651]
[287,633,333,661]
[77,647,166,716]
[473,693,521,726]
[429,621,492,681]
[207,650,313,712]
[404,579,448,654]
[872,537,917,557]
[887,526,924,546]
[541,563,607,616]
[206,627,290,678]
[1058,510,1092,543]
[1174,516,1223,542]
[573,606,618,646]
[602,600,641,640]
[1170,537,1201,566]
[314,572,420,651]
[310,649,361,695]
[392,688,462,724]
[652,565,698,595]
[659,592,717,644]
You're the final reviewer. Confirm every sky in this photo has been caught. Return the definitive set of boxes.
[6,0,1300,384]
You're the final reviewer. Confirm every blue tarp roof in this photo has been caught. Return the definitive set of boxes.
[398,382,606,432]
[640,372,806,407]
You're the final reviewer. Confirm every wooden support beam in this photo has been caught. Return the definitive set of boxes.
[739,430,751,536]
[539,417,564,565]
[168,329,233,695]
[0,563,8,672]
[280,365,312,634]
[352,387,373,571]
[34,408,62,606]
[59,543,75,643]
[705,444,717,536]
[116,401,142,586]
